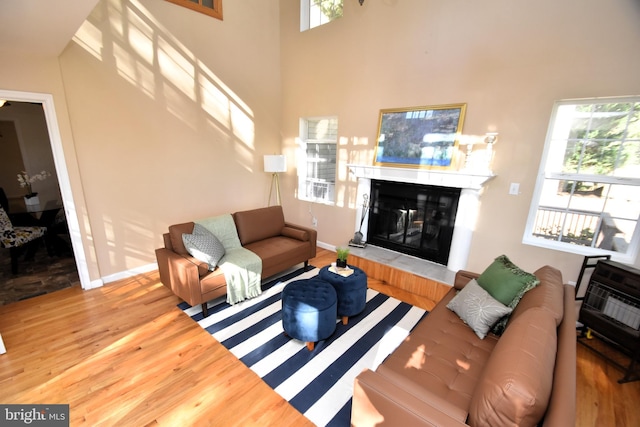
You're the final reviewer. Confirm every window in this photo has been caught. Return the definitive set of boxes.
[300,0,343,31]
[524,96,640,263]
[165,0,223,21]
[298,117,338,204]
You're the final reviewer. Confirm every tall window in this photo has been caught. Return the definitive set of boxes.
[165,0,223,21]
[300,0,343,31]
[524,96,640,263]
[298,117,338,204]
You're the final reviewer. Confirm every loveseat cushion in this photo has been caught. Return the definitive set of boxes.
[233,206,285,246]
[468,307,557,427]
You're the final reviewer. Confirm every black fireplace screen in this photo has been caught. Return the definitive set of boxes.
[367,180,461,265]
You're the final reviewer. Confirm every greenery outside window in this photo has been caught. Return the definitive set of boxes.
[300,0,343,31]
[166,0,222,21]
[298,117,338,204]
[524,96,640,263]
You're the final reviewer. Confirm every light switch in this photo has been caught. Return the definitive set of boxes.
[509,183,520,195]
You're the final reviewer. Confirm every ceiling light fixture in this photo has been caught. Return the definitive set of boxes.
[359,0,364,5]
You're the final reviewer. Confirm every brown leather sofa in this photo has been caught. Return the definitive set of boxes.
[351,265,576,427]
[155,206,317,316]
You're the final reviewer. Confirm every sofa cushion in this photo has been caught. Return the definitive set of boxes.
[507,265,564,327]
[182,223,226,271]
[477,255,540,306]
[234,206,285,246]
[468,307,557,427]
[380,288,499,413]
[447,279,513,339]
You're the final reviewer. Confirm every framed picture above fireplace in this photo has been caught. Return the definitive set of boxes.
[374,103,466,169]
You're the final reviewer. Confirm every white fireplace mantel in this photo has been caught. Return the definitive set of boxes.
[348,164,496,272]
[347,164,495,190]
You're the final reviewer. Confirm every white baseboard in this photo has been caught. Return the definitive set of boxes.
[101,262,159,284]
[317,240,336,252]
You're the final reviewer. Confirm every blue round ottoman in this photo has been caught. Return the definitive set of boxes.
[319,265,368,325]
[282,278,337,351]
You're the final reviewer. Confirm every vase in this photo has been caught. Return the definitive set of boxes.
[336,259,347,268]
[24,194,40,207]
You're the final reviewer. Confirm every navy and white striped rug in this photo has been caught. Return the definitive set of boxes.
[180,266,428,426]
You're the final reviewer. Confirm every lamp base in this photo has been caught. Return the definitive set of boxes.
[268,172,281,206]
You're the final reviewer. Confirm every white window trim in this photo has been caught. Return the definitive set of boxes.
[300,0,342,32]
[523,96,640,264]
[297,116,337,205]
[300,0,311,31]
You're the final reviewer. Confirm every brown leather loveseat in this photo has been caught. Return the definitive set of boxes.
[155,206,317,316]
[351,265,576,427]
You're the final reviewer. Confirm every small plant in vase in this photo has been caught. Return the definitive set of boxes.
[17,170,51,206]
[336,247,349,268]
[17,170,50,198]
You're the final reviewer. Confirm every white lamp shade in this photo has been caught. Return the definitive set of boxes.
[264,155,287,173]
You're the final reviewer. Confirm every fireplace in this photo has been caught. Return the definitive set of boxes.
[348,164,495,271]
[368,180,461,265]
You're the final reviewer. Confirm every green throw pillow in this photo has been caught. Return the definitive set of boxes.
[477,255,539,306]
[477,255,540,336]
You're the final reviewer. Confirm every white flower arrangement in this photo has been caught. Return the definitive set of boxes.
[17,170,51,197]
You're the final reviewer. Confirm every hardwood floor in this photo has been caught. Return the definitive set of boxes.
[0,247,638,426]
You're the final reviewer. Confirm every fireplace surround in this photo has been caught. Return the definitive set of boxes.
[348,164,495,271]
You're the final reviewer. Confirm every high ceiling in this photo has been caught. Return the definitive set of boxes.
[0,0,99,57]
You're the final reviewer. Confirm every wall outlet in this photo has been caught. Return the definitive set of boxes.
[509,182,520,195]
[312,217,318,227]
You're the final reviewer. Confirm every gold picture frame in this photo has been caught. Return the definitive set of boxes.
[374,103,466,169]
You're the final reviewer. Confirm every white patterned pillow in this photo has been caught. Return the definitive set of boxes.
[447,279,513,339]
[182,223,226,271]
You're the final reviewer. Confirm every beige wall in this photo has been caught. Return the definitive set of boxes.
[279,0,640,282]
[58,0,282,277]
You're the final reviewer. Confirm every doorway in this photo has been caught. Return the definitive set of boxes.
[0,89,91,301]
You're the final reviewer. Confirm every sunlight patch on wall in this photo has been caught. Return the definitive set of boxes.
[158,37,196,102]
[127,13,154,66]
[72,20,103,61]
[230,102,255,149]
[71,0,256,151]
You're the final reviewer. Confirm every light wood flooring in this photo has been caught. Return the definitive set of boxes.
[0,247,638,426]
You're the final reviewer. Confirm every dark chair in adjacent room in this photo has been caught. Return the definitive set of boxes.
[0,206,47,274]
[0,187,39,227]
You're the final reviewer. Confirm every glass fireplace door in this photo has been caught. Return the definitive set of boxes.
[368,180,461,265]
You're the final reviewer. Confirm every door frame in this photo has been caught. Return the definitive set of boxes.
[0,89,92,290]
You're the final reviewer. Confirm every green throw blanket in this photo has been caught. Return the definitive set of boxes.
[196,214,262,305]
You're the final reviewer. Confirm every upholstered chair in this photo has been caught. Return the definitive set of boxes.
[0,206,47,274]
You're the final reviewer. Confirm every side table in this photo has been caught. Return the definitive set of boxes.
[319,265,368,325]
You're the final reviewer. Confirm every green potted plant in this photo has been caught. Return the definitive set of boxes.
[336,247,349,268]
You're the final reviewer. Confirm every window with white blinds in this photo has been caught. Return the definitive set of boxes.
[298,117,338,204]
